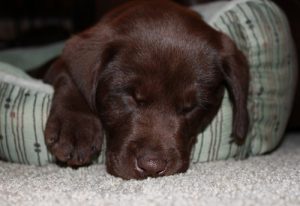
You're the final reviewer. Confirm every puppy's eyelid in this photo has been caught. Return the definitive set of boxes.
[178,104,197,115]
[125,88,148,107]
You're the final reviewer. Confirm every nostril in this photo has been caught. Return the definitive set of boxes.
[136,156,167,176]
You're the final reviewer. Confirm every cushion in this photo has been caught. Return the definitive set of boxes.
[0,0,297,166]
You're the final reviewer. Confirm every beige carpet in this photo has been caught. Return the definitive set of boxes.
[0,133,299,206]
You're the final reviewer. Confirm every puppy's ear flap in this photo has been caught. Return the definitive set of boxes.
[219,33,250,145]
[61,26,116,111]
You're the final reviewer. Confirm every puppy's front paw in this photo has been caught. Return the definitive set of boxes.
[45,110,103,166]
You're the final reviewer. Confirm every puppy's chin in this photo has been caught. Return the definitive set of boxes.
[105,151,190,180]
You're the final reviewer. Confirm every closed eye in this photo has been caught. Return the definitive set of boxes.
[124,87,148,107]
[177,104,197,115]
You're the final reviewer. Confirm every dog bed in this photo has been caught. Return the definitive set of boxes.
[0,0,297,166]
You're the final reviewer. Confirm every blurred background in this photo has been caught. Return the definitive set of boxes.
[0,0,299,130]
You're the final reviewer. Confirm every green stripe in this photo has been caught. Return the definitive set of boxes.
[0,83,7,158]
[211,110,219,161]
[215,103,223,160]
[46,94,54,162]
[207,124,214,162]
[196,132,204,162]
[190,139,195,161]
[4,85,15,161]
[10,88,22,162]
[16,88,26,163]
[46,94,52,116]
[41,94,52,163]
[41,95,47,132]
[21,90,30,164]
[32,92,41,166]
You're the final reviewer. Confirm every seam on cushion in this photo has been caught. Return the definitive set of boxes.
[208,0,264,24]
[0,71,54,94]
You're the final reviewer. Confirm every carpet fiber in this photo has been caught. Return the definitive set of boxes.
[0,133,299,206]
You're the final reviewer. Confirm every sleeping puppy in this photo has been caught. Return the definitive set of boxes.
[44,0,249,180]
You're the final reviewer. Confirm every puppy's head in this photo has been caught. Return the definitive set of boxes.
[62,1,249,179]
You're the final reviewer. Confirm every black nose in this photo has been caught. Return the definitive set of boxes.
[136,155,167,177]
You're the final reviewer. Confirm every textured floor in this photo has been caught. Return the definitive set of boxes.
[0,133,299,206]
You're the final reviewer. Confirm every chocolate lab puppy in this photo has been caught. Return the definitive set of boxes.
[43,0,249,180]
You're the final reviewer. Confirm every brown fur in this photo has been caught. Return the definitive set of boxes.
[43,0,249,180]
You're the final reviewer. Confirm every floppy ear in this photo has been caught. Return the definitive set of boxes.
[219,33,250,145]
[61,25,117,112]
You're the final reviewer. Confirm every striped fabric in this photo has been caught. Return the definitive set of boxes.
[0,0,297,166]
[191,0,297,162]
